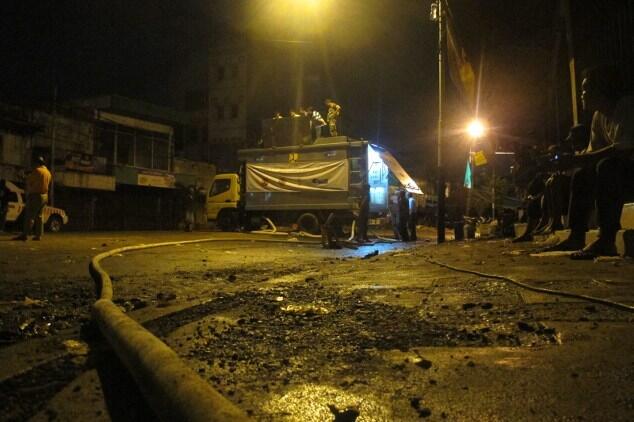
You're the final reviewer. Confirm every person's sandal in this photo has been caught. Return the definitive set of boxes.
[540,238,584,252]
[570,240,618,260]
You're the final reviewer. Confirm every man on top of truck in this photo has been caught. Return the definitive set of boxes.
[303,106,326,140]
[325,98,342,136]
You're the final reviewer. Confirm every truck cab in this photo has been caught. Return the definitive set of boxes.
[206,173,240,230]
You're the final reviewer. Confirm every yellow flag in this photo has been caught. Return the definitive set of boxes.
[446,15,476,109]
[473,150,487,167]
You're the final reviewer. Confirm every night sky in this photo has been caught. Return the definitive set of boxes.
[2,0,631,179]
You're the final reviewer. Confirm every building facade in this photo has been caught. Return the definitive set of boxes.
[206,38,326,170]
[0,95,215,231]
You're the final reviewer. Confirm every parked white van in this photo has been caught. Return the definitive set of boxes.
[4,181,69,232]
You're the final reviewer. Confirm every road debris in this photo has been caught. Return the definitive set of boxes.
[362,250,379,259]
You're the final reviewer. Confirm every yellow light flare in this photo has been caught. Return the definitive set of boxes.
[248,0,333,39]
[467,119,486,139]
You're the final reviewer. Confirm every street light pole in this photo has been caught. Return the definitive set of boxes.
[491,134,497,220]
[50,84,58,207]
[433,0,446,243]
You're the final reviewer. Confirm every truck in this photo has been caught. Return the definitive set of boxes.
[206,135,421,234]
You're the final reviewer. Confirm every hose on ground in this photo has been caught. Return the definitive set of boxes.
[90,236,320,421]
[422,255,634,313]
[347,220,356,242]
[248,217,288,236]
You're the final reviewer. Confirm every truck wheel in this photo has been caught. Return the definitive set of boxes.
[297,213,320,234]
[47,215,63,232]
[217,209,238,232]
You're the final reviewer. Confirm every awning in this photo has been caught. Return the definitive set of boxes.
[369,145,422,194]
[55,171,116,191]
[95,111,174,136]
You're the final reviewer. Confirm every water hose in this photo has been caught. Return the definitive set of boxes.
[422,255,634,313]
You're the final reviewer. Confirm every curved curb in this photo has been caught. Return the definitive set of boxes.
[89,236,319,421]
[92,299,247,421]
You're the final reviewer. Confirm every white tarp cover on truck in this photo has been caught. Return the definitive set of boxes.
[370,145,422,194]
[246,160,349,193]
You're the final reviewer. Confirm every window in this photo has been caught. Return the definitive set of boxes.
[231,64,239,79]
[217,66,225,81]
[135,134,152,169]
[96,127,115,163]
[231,104,239,119]
[216,105,225,120]
[116,131,134,165]
[153,140,169,170]
[209,179,231,197]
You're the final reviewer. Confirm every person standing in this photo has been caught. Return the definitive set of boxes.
[397,189,410,241]
[183,185,195,232]
[0,179,10,232]
[356,184,370,243]
[407,192,417,241]
[304,106,326,140]
[14,157,52,241]
[321,212,341,249]
[388,191,400,240]
[324,99,341,137]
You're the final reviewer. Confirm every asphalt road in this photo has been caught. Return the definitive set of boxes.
[1,229,633,421]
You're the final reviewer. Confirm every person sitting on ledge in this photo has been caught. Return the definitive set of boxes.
[513,125,589,243]
[545,65,634,259]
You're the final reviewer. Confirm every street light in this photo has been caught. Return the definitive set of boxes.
[465,118,498,220]
[251,0,330,37]
[466,118,486,139]
[465,118,486,217]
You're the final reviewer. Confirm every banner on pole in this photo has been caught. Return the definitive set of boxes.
[446,14,476,109]
[464,159,472,189]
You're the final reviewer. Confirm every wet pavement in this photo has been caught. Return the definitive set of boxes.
[1,229,633,421]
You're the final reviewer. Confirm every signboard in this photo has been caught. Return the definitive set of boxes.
[65,153,107,174]
[137,172,175,188]
[473,150,488,166]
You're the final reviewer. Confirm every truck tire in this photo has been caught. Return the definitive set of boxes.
[217,209,238,232]
[296,212,320,234]
[47,215,63,232]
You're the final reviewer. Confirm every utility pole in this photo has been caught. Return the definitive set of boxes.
[561,0,578,125]
[50,85,58,207]
[431,0,446,243]
[491,136,496,220]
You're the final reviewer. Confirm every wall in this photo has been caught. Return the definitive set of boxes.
[0,132,29,167]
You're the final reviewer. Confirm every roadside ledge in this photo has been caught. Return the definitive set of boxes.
[89,238,250,421]
[92,299,248,421]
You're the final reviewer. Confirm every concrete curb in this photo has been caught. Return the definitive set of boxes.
[531,228,634,258]
[89,236,319,421]
[92,299,247,421]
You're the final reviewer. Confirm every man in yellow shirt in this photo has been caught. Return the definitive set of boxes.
[14,157,52,241]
